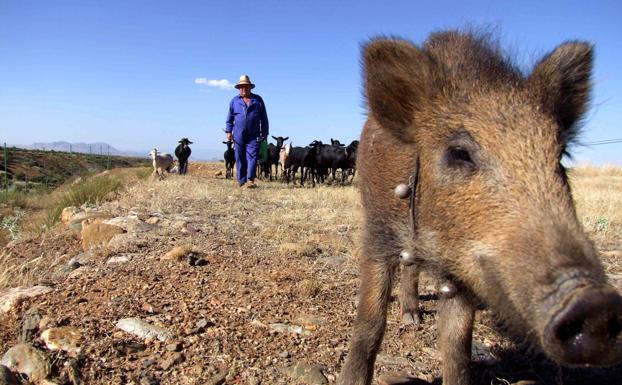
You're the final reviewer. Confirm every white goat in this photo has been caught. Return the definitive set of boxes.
[279,143,292,181]
[149,148,175,178]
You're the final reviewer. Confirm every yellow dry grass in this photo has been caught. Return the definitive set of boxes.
[1,162,620,288]
[570,166,622,250]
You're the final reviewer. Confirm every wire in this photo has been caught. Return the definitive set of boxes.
[583,138,622,146]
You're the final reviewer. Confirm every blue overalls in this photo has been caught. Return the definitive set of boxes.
[225,94,269,185]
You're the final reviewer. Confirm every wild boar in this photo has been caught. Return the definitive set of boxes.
[338,30,622,385]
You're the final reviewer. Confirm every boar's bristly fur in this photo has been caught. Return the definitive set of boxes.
[338,30,621,385]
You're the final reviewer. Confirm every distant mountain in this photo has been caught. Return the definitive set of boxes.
[27,141,145,157]
[23,141,222,161]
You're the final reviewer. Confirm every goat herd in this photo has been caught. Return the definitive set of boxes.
[149,136,359,186]
[223,136,360,186]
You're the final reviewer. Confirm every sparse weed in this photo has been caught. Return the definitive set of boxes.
[135,167,153,180]
[45,175,123,226]
[0,189,28,209]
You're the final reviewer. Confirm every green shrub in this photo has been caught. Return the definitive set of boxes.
[0,189,28,209]
[46,176,122,226]
[135,167,153,180]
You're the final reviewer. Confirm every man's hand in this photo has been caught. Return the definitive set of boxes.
[227,132,233,141]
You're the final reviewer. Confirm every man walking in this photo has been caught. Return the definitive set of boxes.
[225,74,269,188]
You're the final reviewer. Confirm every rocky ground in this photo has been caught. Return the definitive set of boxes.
[1,163,621,385]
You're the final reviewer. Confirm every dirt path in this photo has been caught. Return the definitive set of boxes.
[1,164,621,385]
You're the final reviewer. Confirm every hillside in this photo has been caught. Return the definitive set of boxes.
[0,164,621,385]
[0,147,150,188]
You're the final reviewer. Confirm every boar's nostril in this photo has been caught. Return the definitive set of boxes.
[607,316,622,340]
[545,286,622,366]
[556,318,584,342]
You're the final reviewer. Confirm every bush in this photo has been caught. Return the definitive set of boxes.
[135,167,153,180]
[46,176,123,226]
[0,189,28,209]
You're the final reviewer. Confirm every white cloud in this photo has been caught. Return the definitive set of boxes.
[194,78,234,90]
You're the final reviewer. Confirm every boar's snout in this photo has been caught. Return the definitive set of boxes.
[544,285,622,366]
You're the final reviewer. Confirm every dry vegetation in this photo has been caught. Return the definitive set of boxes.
[0,163,620,384]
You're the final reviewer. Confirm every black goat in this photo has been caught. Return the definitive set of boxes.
[175,138,193,175]
[314,140,349,184]
[286,142,318,187]
[344,140,359,181]
[262,136,289,180]
[223,141,235,179]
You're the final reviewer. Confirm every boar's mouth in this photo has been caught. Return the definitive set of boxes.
[542,281,622,366]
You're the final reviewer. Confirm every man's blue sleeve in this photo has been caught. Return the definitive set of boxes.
[225,100,235,133]
[260,98,269,136]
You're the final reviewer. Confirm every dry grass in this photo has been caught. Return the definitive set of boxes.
[570,166,622,251]
[1,162,620,289]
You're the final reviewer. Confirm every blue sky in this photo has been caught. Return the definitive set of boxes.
[1,0,620,164]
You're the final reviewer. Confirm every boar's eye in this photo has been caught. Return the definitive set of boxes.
[446,146,476,172]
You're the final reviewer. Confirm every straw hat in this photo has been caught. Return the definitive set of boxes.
[235,74,255,89]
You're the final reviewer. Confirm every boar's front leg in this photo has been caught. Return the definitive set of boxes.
[338,247,394,385]
[438,289,475,385]
[400,263,421,325]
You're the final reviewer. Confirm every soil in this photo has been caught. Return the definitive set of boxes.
[1,163,621,385]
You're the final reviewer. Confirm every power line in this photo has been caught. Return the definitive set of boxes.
[583,138,622,146]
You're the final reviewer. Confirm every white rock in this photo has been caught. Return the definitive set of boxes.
[116,318,172,342]
[0,286,53,314]
[41,327,82,355]
[107,256,131,264]
[0,343,51,382]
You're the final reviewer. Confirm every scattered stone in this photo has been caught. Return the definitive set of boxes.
[294,314,325,331]
[81,222,125,251]
[160,352,184,370]
[250,320,267,328]
[19,307,42,343]
[317,255,347,266]
[65,359,82,385]
[172,220,188,230]
[61,207,81,225]
[279,350,289,358]
[269,323,312,336]
[38,316,54,331]
[67,213,113,235]
[0,286,53,314]
[107,233,137,249]
[41,327,83,355]
[189,254,209,266]
[214,171,223,177]
[113,341,146,356]
[0,365,19,385]
[141,302,159,314]
[377,373,424,385]
[206,369,227,385]
[142,358,157,368]
[140,373,160,385]
[376,353,410,367]
[66,258,82,271]
[116,318,172,342]
[145,217,161,225]
[0,343,51,383]
[279,363,328,385]
[160,245,194,262]
[107,256,130,264]
[165,342,182,352]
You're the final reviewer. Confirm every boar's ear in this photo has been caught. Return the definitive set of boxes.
[364,38,439,143]
[529,42,593,141]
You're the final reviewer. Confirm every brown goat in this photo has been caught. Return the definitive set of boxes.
[338,30,622,385]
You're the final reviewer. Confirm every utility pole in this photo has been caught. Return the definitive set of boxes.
[3,142,7,190]
[107,145,111,170]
